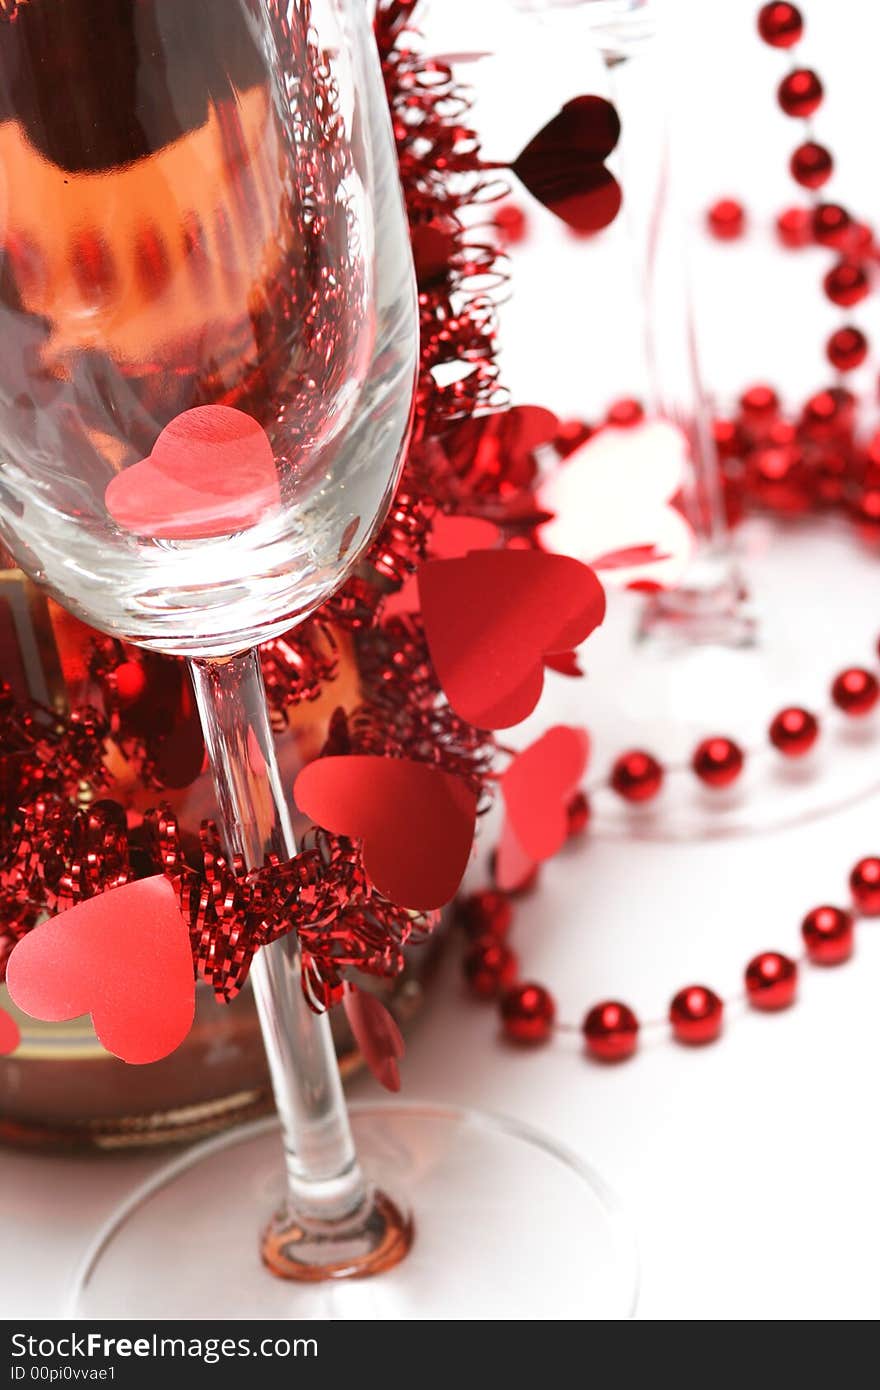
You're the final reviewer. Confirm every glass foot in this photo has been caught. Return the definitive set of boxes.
[549,519,880,839]
[261,1187,413,1282]
[69,1104,638,1319]
[637,561,757,652]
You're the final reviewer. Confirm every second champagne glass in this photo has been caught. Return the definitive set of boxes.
[0,0,636,1317]
[513,0,880,837]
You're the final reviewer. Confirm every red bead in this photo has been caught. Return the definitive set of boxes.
[707,198,746,241]
[790,141,833,190]
[801,386,856,439]
[758,3,803,47]
[769,706,819,757]
[745,952,798,1010]
[495,202,528,246]
[850,856,880,915]
[776,205,812,249]
[606,397,643,429]
[827,326,868,373]
[669,986,724,1045]
[739,383,779,420]
[456,890,513,940]
[583,1001,639,1062]
[692,736,744,788]
[823,261,869,308]
[566,790,590,836]
[610,750,663,803]
[463,936,519,999]
[747,444,809,515]
[801,905,854,965]
[777,68,823,118]
[500,982,555,1044]
[813,203,851,248]
[766,419,797,447]
[830,667,880,716]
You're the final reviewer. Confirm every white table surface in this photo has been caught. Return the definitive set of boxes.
[4,0,880,1321]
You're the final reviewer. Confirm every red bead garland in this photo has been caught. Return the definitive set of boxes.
[583,1001,639,1062]
[459,849,879,1063]
[830,667,880,717]
[692,737,745,788]
[745,952,798,1010]
[757,2,803,47]
[777,69,823,119]
[768,706,819,757]
[610,750,664,803]
[669,986,724,1045]
[471,10,880,1073]
[457,8,880,1073]
[500,982,555,1044]
[800,906,854,965]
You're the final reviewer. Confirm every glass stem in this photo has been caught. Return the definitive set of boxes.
[607,44,754,645]
[189,649,367,1226]
[636,61,731,565]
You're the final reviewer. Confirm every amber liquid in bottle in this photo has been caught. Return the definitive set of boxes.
[2,0,369,473]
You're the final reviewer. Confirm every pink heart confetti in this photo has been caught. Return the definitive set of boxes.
[6,876,195,1065]
[105,405,280,541]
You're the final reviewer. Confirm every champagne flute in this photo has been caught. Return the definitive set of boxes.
[509,0,880,836]
[0,0,636,1317]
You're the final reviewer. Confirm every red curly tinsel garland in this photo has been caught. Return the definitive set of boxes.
[0,2,513,1006]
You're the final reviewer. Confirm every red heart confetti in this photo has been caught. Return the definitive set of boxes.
[495,815,541,895]
[0,1007,20,1056]
[500,725,589,869]
[6,876,195,1065]
[411,216,461,290]
[384,512,501,617]
[418,548,605,729]
[511,96,622,233]
[342,983,405,1092]
[543,650,583,678]
[592,543,672,571]
[105,405,280,541]
[295,756,477,911]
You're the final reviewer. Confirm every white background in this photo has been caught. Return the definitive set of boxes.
[5,0,880,1321]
